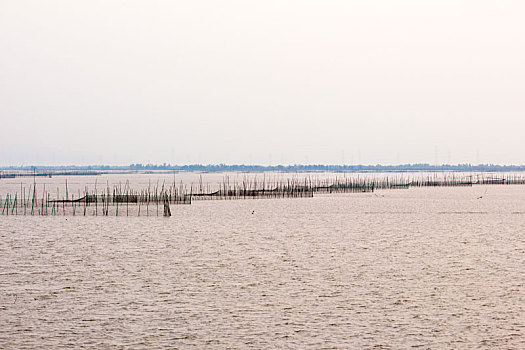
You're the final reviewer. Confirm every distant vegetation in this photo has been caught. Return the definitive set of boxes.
[2,163,525,173]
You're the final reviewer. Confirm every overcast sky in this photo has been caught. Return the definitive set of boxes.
[1,0,524,166]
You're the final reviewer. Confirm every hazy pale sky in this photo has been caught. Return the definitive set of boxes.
[1,0,524,165]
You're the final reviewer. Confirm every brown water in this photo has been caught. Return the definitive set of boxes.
[1,184,524,349]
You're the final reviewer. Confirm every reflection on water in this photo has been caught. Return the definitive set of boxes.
[1,185,524,348]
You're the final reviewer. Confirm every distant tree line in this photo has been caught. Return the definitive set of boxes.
[2,163,525,173]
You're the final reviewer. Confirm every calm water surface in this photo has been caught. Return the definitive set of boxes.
[1,185,524,349]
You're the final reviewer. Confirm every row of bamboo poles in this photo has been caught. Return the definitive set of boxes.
[2,173,525,216]
[0,182,182,217]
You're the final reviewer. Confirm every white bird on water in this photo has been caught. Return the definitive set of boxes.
[477,189,488,199]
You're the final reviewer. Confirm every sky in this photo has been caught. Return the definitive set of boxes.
[1,0,524,166]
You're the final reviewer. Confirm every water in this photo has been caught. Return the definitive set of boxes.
[1,183,524,348]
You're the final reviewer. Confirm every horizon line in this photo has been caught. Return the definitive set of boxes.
[2,163,525,171]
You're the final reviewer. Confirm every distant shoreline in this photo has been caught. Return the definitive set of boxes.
[2,163,525,175]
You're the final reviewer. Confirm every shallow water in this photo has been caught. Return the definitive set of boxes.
[1,185,524,349]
